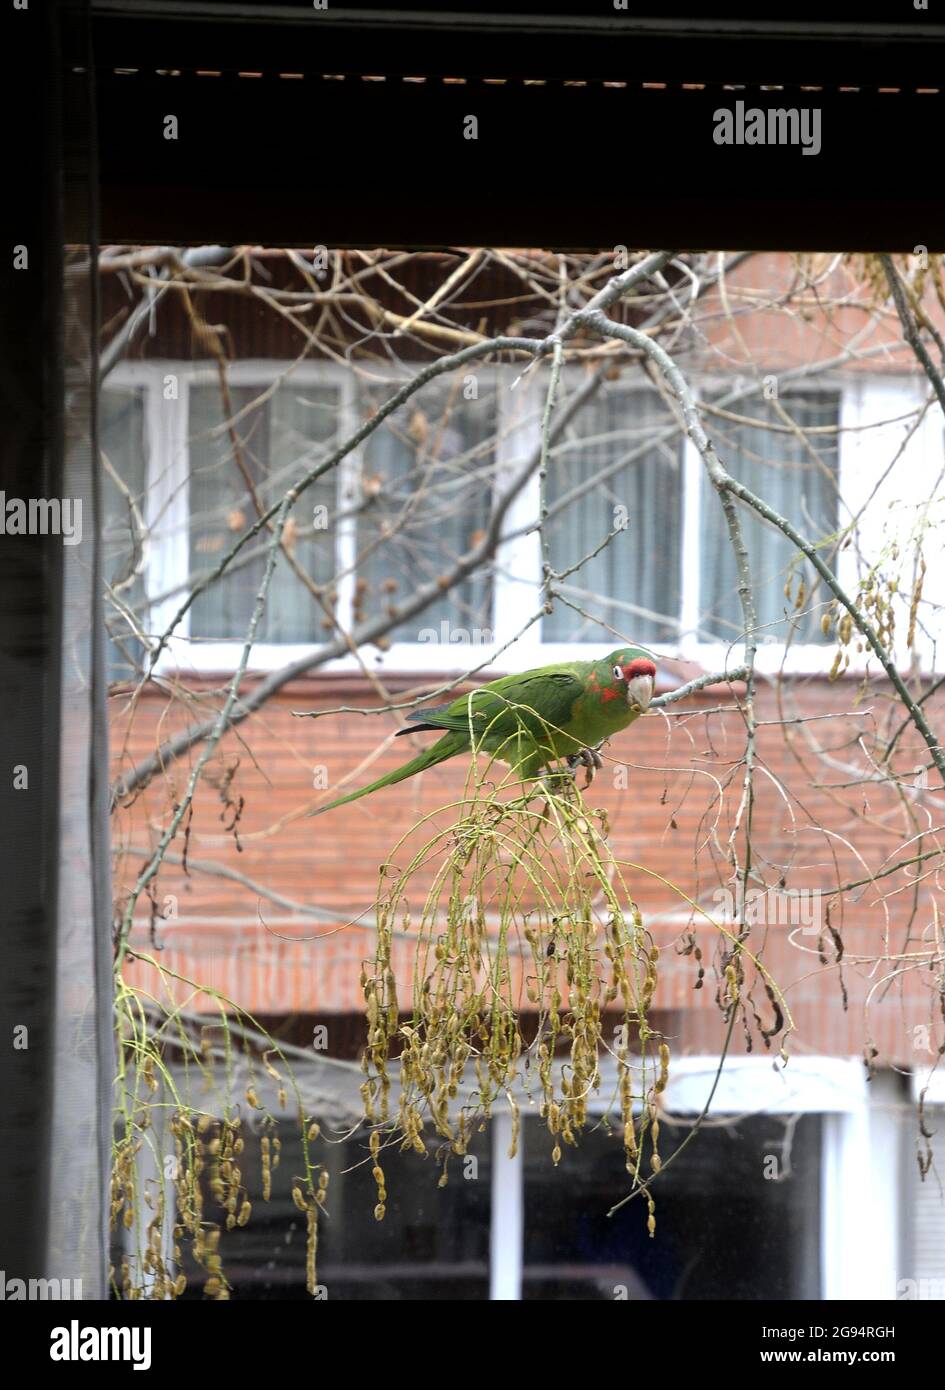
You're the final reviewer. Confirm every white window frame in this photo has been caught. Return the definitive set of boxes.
[103,362,943,679]
[663,1055,904,1301]
[489,1055,896,1301]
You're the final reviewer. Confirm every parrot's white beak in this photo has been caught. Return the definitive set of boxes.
[627,673,654,713]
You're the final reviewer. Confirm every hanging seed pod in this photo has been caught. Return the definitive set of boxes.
[655,1042,671,1094]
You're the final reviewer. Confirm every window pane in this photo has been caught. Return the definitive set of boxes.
[700,393,840,642]
[189,381,340,642]
[522,1112,822,1300]
[543,386,682,645]
[356,381,496,644]
[100,386,148,681]
[174,1118,491,1299]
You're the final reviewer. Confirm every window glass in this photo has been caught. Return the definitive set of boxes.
[175,1120,491,1300]
[544,385,682,644]
[356,381,496,645]
[100,385,148,680]
[189,381,340,643]
[700,393,840,642]
[522,1112,822,1300]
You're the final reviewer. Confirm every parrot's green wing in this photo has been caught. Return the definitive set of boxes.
[401,668,585,745]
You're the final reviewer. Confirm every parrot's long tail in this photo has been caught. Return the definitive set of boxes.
[309,734,461,817]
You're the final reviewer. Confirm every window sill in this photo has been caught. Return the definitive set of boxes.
[149,637,861,684]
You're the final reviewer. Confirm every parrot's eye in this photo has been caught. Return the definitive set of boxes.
[613,664,624,681]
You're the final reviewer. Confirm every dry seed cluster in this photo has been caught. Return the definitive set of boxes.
[358,783,671,1222]
[815,547,923,682]
[112,1099,326,1300]
[112,994,325,1299]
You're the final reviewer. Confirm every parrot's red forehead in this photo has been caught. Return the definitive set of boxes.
[623,658,657,679]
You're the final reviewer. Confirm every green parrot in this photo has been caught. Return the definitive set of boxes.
[310,647,656,816]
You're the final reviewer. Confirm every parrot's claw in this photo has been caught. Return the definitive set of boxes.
[566,745,604,787]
